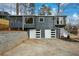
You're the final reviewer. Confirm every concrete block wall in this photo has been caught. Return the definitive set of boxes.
[0,31,27,55]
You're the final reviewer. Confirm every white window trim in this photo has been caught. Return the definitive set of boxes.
[25,17,34,25]
[39,17,44,23]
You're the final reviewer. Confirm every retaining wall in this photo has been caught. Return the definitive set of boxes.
[0,31,28,55]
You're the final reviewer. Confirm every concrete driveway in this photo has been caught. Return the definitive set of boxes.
[3,39,79,56]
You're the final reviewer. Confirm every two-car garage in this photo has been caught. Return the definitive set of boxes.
[29,29,56,39]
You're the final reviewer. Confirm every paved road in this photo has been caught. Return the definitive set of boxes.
[3,39,79,56]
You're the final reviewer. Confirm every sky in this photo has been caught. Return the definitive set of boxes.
[35,3,58,15]
[35,3,79,16]
[0,3,79,16]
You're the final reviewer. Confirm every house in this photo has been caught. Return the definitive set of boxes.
[0,11,67,39]
[9,15,66,39]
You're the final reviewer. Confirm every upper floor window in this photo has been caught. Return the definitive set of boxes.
[57,17,64,24]
[57,19,59,24]
[39,17,44,22]
[25,17,34,24]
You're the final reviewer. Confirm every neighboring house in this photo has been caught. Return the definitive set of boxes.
[0,11,67,39]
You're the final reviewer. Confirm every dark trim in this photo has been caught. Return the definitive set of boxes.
[28,29,29,39]
[9,15,67,17]
[55,25,66,28]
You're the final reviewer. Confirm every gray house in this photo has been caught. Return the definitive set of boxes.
[0,11,66,39]
[9,15,66,39]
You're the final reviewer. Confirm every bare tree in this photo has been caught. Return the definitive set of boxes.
[16,3,19,15]
[57,3,79,33]
[19,3,35,15]
[39,4,52,15]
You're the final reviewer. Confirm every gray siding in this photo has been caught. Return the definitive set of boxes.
[35,16,55,29]
[56,28,60,38]
[41,29,45,38]
[10,22,22,28]
[10,16,22,28]
[24,24,35,28]
[9,16,66,29]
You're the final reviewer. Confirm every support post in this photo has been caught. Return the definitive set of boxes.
[22,16,25,30]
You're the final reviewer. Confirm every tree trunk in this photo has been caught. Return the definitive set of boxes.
[16,3,19,15]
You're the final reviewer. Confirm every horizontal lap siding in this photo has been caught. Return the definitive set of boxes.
[10,22,22,28]
[56,28,60,38]
[9,16,22,28]
[36,17,55,29]
[41,30,45,38]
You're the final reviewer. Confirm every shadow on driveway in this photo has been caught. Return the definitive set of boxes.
[60,38,79,42]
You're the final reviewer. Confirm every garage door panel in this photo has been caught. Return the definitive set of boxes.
[29,29,41,38]
[45,30,51,38]
[45,29,56,38]
[29,29,36,38]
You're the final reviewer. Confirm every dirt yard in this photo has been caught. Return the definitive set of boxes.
[3,38,79,56]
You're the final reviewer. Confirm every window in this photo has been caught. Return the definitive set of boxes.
[57,19,59,24]
[39,17,44,22]
[59,17,63,24]
[57,17,64,24]
[25,17,34,24]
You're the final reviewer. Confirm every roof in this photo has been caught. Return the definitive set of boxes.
[9,15,67,17]
[0,11,67,17]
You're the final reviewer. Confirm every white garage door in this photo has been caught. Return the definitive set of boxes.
[45,29,56,38]
[45,30,51,38]
[30,29,56,38]
[29,29,36,38]
[29,29,41,38]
